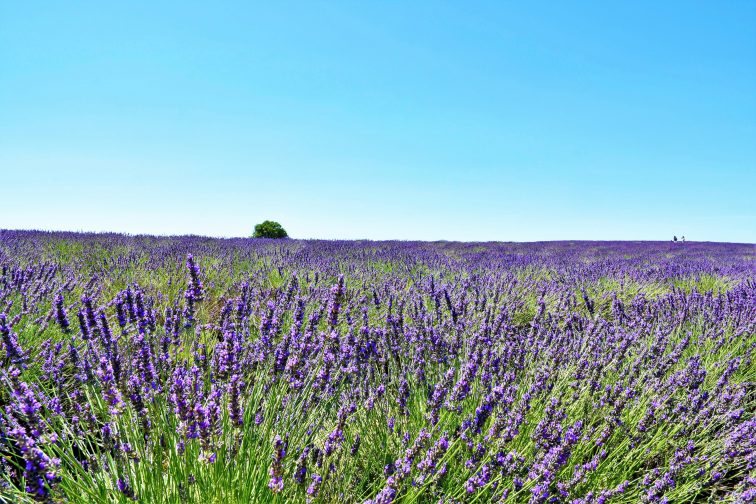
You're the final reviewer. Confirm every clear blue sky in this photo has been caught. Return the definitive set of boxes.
[1,1,754,242]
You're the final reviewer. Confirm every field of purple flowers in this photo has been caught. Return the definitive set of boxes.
[0,230,754,503]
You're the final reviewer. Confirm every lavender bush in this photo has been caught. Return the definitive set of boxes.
[0,230,754,503]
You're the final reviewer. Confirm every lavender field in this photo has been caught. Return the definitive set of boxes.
[0,230,754,503]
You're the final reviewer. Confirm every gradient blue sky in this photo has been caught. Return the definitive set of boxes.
[1,1,754,242]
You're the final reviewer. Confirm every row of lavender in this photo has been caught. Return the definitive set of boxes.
[0,231,754,502]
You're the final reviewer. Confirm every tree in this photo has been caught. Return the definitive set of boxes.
[253,220,288,239]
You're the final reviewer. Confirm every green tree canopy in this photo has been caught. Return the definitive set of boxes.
[253,220,288,239]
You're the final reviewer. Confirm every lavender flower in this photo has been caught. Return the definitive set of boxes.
[269,434,287,493]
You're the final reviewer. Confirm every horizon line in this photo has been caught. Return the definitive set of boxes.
[1,229,753,246]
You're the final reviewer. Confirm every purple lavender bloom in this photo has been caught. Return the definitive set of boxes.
[268,434,287,493]
[117,477,137,500]
[397,377,410,416]
[185,254,204,301]
[0,313,27,367]
[465,463,490,494]
[307,473,322,502]
[350,434,361,456]
[96,356,123,414]
[54,293,70,333]
[294,446,311,484]
[227,374,244,427]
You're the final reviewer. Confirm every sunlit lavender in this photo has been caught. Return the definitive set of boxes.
[0,230,754,503]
